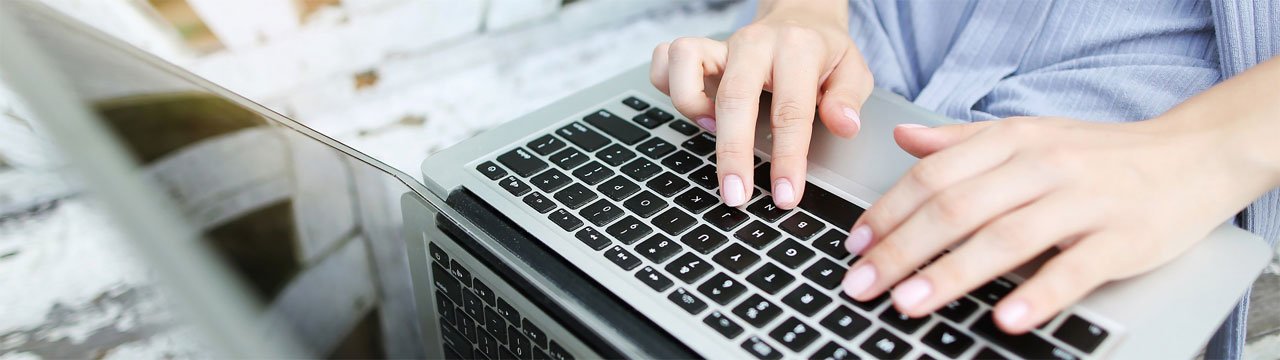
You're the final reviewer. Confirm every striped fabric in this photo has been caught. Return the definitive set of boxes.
[734,0,1277,357]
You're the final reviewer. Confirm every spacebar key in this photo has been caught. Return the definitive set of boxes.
[971,314,1074,359]
[796,183,863,230]
[585,110,648,144]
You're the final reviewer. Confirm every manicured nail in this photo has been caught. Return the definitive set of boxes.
[722,174,746,206]
[845,225,872,255]
[772,178,795,207]
[897,123,928,129]
[696,117,717,133]
[842,107,862,128]
[996,299,1030,328]
[842,264,877,298]
[892,277,932,310]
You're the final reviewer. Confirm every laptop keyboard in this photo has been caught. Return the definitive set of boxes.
[475,95,1112,359]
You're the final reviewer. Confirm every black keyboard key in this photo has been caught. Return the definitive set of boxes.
[523,193,556,213]
[484,307,506,338]
[499,176,532,196]
[661,150,703,174]
[687,164,718,189]
[623,190,667,218]
[585,109,648,144]
[704,311,744,339]
[622,96,649,111]
[574,227,611,251]
[635,265,674,291]
[1053,314,1109,354]
[580,199,624,227]
[681,133,717,155]
[554,183,596,209]
[841,292,888,312]
[548,341,573,360]
[595,144,636,166]
[571,161,613,185]
[938,297,979,323]
[644,107,675,123]
[713,243,761,274]
[703,204,749,231]
[819,306,871,340]
[428,242,450,265]
[508,325,532,358]
[527,134,566,155]
[802,258,845,290]
[652,207,697,235]
[779,212,825,240]
[972,277,1016,305]
[441,325,470,355]
[972,313,1071,360]
[496,298,520,325]
[923,322,975,358]
[880,306,930,334]
[531,169,572,192]
[697,272,748,305]
[432,263,462,301]
[975,347,1009,360]
[733,295,783,327]
[549,147,589,170]
[782,283,832,317]
[741,336,782,360]
[463,291,483,320]
[797,183,863,230]
[668,288,708,315]
[522,318,547,349]
[557,122,610,151]
[635,235,682,263]
[665,252,713,284]
[449,259,472,285]
[680,224,729,254]
[812,229,852,261]
[734,221,782,249]
[745,262,795,295]
[812,342,858,360]
[631,113,664,129]
[605,216,651,244]
[497,148,548,177]
[860,329,912,359]
[767,239,816,269]
[477,161,508,180]
[668,119,699,135]
[636,137,675,159]
[598,176,641,201]
[769,317,820,352]
[474,280,495,305]
[746,196,791,222]
[620,158,662,181]
[477,333,500,357]
[646,172,690,196]
[605,245,642,270]
[547,209,584,231]
[753,162,773,190]
[674,187,717,213]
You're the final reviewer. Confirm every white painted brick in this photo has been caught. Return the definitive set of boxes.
[186,0,301,50]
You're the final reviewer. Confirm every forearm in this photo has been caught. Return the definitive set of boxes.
[756,0,848,26]
[1154,56,1280,189]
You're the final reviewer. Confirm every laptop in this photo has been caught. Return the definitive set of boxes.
[3,1,1271,359]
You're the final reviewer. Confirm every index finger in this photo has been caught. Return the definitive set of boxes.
[713,40,772,207]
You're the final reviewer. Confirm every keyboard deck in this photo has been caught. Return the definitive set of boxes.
[471,94,1113,359]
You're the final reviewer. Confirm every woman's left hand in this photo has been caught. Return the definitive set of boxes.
[840,116,1277,333]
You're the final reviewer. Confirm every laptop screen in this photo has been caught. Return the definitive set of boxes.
[13,5,423,358]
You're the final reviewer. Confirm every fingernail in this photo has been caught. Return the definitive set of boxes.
[996,299,1030,328]
[897,123,928,129]
[892,277,932,310]
[772,178,795,207]
[722,174,746,206]
[845,225,872,255]
[842,264,877,298]
[696,117,717,133]
[842,107,862,128]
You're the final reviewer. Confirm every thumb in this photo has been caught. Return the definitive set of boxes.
[894,121,997,158]
[817,48,874,139]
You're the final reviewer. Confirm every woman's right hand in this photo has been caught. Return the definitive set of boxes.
[650,0,872,210]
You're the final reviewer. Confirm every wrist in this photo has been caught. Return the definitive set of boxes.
[757,0,848,26]
[1148,111,1280,190]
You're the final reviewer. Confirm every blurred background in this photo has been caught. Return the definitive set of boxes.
[0,0,1276,359]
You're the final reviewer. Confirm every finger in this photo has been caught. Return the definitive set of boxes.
[714,38,772,207]
[853,156,1062,305]
[887,192,1100,318]
[767,43,822,209]
[993,233,1116,333]
[894,120,1000,158]
[817,46,873,139]
[844,127,1014,258]
[668,37,727,127]
[650,42,671,94]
